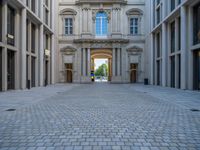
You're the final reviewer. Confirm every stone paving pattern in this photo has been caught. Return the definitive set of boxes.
[0,83,200,150]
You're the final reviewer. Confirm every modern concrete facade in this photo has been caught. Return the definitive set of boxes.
[56,0,147,83]
[0,0,56,91]
[146,0,200,90]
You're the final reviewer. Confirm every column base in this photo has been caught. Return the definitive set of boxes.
[111,76,122,83]
[80,76,91,83]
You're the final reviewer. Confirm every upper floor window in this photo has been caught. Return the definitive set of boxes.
[96,12,108,36]
[126,9,143,35]
[0,1,2,42]
[7,6,15,46]
[60,9,77,36]
[65,18,73,35]
[193,2,200,45]
[130,18,138,35]
[171,0,176,11]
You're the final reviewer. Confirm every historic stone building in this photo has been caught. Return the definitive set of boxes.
[56,0,147,83]
[0,0,56,91]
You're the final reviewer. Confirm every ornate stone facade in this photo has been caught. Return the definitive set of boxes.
[56,0,146,83]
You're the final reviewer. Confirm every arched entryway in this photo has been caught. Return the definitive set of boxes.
[91,49,112,82]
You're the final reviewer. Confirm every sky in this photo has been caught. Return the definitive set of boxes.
[94,59,108,70]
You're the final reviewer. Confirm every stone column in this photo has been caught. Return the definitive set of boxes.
[87,48,91,76]
[21,8,27,89]
[180,6,187,90]
[117,48,121,76]
[112,48,116,76]
[83,48,86,76]
[2,1,7,91]
[175,18,179,88]
[162,23,167,87]
[51,0,55,84]
[150,33,154,85]
[39,25,44,86]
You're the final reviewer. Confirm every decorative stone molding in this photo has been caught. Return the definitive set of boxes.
[126,45,143,55]
[126,8,143,16]
[75,0,127,5]
[60,46,77,55]
[60,8,77,16]
[92,9,111,22]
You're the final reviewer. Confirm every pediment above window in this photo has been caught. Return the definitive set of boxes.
[126,46,143,53]
[60,46,77,54]
[60,8,77,16]
[126,8,143,16]
[75,0,127,5]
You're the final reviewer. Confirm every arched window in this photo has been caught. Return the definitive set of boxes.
[96,12,108,36]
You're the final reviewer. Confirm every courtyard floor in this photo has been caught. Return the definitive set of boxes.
[0,83,200,150]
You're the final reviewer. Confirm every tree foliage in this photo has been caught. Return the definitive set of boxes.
[95,64,108,76]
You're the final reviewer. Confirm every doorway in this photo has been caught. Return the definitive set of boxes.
[7,50,15,90]
[65,63,73,83]
[91,49,112,83]
[194,50,200,90]
[130,63,137,83]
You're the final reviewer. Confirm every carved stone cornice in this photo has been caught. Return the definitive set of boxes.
[126,46,143,55]
[73,38,129,44]
[75,0,127,5]
[60,46,77,55]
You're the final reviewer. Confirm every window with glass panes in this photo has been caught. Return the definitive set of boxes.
[130,18,138,35]
[96,12,108,36]
[65,18,73,35]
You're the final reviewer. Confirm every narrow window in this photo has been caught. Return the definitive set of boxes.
[7,6,15,46]
[130,18,138,35]
[96,12,108,36]
[65,18,73,35]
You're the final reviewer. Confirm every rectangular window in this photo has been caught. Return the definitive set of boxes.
[26,55,29,89]
[45,0,48,6]
[171,0,175,11]
[31,56,36,87]
[7,50,15,90]
[130,18,138,35]
[65,18,73,35]
[0,1,2,42]
[156,0,161,5]
[26,19,29,51]
[178,17,181,50]
[178,54,181,88]
[45,9,49,25]
[31,0,35,13]
[171,56,175,88]
[156,32,161,58]
[0,48,2,91]
[193,3,200,45]
[31,23,36,53]
[171,21,175,53]
[157,61,161,85]
[193,50,200,90]
[156,8,160,24]
[26,0,29,7]
[7,6,15,46]
[45,34,48,49]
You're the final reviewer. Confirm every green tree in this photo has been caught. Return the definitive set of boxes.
[95,64,108,76]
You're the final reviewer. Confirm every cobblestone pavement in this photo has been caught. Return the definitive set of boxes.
[0,83,200,150]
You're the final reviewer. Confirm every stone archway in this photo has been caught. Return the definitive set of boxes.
[91,49,112,81]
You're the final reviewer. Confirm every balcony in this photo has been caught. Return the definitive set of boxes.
[58,34,145,44]
[75,0,127,5]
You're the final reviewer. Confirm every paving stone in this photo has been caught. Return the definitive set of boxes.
[0,84,200,150]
